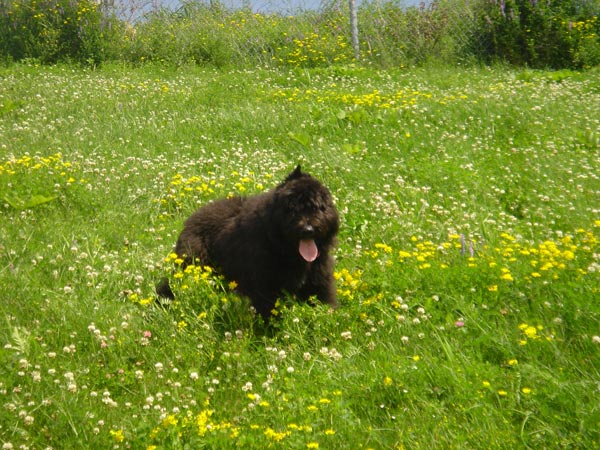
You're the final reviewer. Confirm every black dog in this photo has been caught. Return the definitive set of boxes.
[157,166,339,319]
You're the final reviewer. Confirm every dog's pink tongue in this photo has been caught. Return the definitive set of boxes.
[299,239,319,262]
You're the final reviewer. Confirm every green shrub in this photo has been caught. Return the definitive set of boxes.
[0,0,122,64]
[568,16,600,68]
[472,0,600,68]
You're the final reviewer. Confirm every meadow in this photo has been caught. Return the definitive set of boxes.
[0,61,599,449]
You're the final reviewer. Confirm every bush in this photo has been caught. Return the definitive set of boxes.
[0,0,123,64]
[472,0,600,68]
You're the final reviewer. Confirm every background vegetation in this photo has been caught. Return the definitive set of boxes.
[0,0,599,68]
[0,62,599,449]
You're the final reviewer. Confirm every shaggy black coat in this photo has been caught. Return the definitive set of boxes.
[157,166,339,319]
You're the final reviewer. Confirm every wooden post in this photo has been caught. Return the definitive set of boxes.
[349,0,360,60]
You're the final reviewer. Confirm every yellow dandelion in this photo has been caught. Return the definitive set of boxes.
[110,429,125,442]
[162,415,178,427]
[500,271,514,282]
[375,243,393,253]
[264,427,290,441]
[524,326,538,339]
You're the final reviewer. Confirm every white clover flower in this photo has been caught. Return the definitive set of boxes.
[329,348,343,361]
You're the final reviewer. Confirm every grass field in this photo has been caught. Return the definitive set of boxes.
[1,62,599,449]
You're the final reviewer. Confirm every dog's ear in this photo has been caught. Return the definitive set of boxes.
[285,165,303,181]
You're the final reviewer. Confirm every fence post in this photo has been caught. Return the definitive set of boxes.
[349,0,360,60]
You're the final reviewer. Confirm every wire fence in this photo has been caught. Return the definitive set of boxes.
[4,0,597,67]
[100,0,487,66]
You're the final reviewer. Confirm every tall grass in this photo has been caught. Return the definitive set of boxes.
[1,0,599,68]
[0,62,599,448]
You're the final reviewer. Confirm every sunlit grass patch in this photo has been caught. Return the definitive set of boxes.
[0,64,599,449]
[0,152,85,210]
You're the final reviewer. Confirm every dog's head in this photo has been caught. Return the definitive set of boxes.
[270,166,339,262]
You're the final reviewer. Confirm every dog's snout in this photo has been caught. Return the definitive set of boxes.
[301,224,314,236]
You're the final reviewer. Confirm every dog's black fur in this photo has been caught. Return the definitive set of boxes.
[156,166,339,319]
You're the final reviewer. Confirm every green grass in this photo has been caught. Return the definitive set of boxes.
[1,61,599,449]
